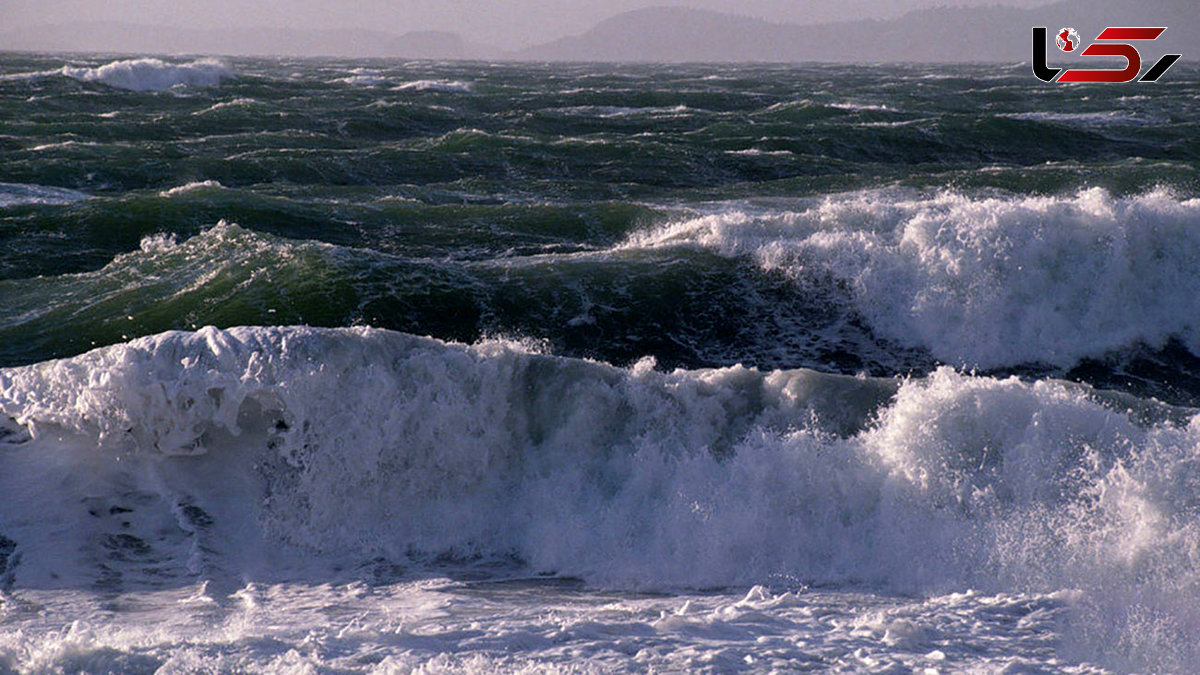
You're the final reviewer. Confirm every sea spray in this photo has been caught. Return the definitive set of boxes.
[2,327,1199,668]
[628,187,1200,369]
[60,58,233,91]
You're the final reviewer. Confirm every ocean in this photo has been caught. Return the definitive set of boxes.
[1,53,1199,673]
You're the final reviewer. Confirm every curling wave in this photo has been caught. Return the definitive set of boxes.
[628,187,1200,370]
[60,58,233,92]
[0,327,1199,668]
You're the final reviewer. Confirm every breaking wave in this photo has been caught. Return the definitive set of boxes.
[60,58,233,92]
[0,326,1199,668]
[628,188,1200,370]
[393,79,472,93]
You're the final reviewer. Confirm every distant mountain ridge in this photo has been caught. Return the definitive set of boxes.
[517,8,804,63]
[0,0,1194,63]
[515,1,1196,63]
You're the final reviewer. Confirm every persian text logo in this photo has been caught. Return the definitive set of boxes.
[1033,26,1182,83]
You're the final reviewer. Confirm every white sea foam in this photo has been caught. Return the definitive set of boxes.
[159,180,225,197]
[336,75,390,86]
[550,104,693,118]
[829,101,893,111]
[26,140,95,151]
[0,325,1198,669]
[0,69,62,82]
[725,148,793,157]
[392,80,472,93]
[1003,110,1163,127]
[626,188,1200,369]
[0,581,1080,673]
[60,58,233,92]
[0,182,90,207]
[193,97,261,115]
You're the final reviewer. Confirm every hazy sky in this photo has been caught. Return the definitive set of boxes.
[4,0,1049,49]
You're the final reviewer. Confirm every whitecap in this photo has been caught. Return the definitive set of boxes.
[392,80,472,93]
[61,58,233,92]
[159,181,225,197]
[624,188,1200,369]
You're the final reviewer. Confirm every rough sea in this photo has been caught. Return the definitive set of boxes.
[1,53,1200,673]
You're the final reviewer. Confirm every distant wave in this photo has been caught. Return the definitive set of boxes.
[392,80,472,93]
[1001,110,1164,127]
[627,188,1200,370]
[0,182,90,207]
[0,69,62,82]
[544,104,697,119]
[159,180,225,197]
[828,101,894,112]
[60,58,233,92]
[193,97,262,115]
[335,75,389,86]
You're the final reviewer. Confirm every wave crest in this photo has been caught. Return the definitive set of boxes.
[0,182,90,207]
[2,326,1200,667]
[393,79,472,93]
[629,188,1200,369]
[61,58,233,92]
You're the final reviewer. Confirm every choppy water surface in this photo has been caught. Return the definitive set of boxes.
[1,54,1199,673]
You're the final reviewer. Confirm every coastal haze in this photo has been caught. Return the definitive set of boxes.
[2,0,1194,61]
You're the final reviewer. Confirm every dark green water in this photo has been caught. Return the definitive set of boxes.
[2,54,1199,400]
